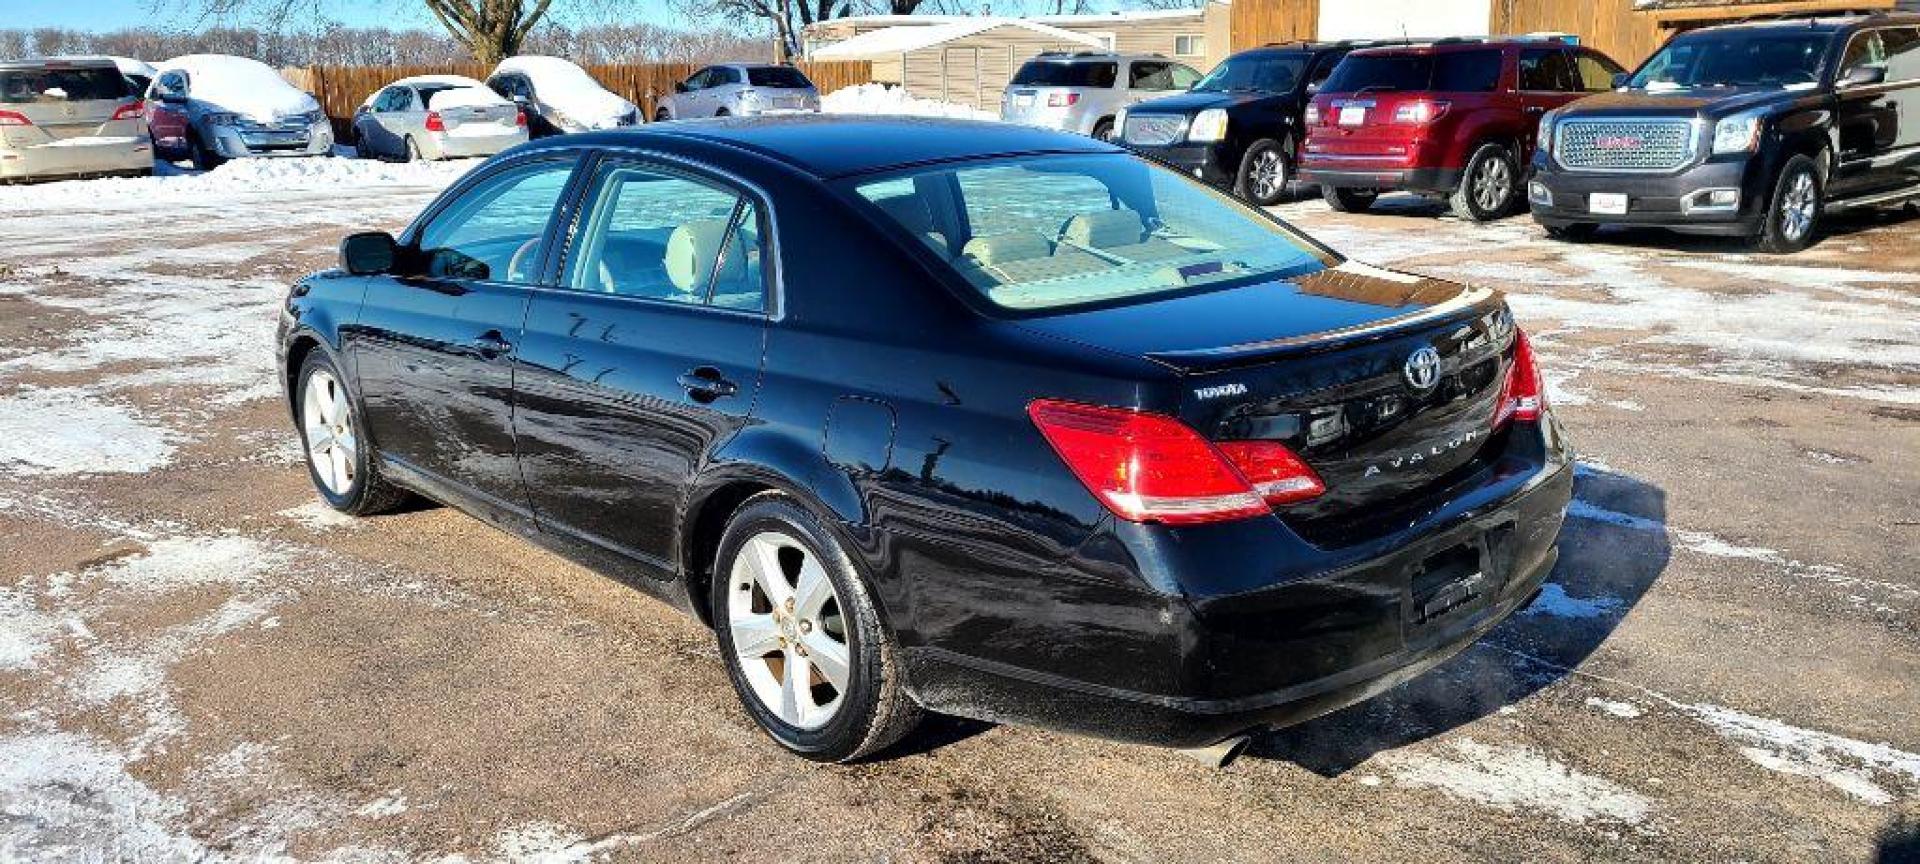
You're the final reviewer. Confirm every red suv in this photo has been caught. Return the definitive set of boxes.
[1298,39,1625,221]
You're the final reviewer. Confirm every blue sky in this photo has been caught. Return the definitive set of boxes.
[0,0,692,32]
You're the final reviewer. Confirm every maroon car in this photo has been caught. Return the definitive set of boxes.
[1299,39,1625,221]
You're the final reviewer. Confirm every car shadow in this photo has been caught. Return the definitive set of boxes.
[1880,815,1920,864]
[1241,464,1672,776]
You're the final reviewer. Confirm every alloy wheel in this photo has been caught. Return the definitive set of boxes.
[727,531,850,730]
[1474,156,1512,213]
[302,369,357,495]
[1780,170,1817,242]
[1250,149,1285,200]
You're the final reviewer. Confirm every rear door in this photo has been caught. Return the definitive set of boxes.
[1833,27,1903,193]
[1880,27,1920,184]
[514,156,770,567]
[352,155,582,520]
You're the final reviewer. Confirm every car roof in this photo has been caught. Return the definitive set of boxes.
[1347,38,1569,57]
[1688,12,1920,34]
[527,114,1119,180]
[1025,52,1164,63]
[0,55,121,71]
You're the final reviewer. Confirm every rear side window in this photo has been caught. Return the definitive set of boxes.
[0,67,131,104]
[1012,61,1118,88]
[747,66,812,88]
[418,160,576,284]
[566,165,765,311]
[1433,50,1503,92]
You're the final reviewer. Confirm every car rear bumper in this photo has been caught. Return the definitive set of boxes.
[1297,162,1462,195]
[1527,153,1766,235]
[902,422,1575,748]
[432,129,528,159]
[0,137,151,181]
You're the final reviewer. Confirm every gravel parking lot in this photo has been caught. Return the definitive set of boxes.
[1,162,1916,862]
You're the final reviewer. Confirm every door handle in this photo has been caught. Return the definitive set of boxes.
[1525,105,1546,114]
[470,331,514,359]
[677,367,738,402]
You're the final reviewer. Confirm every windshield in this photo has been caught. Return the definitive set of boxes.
[747,66,812,88]
[847,154,1330,313]
[1011,61,1118,88]
[1192,52,1307,92]
[1628,32,1831,89]
[0,67,131,104]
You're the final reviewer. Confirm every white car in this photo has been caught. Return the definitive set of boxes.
[485,56,638,137]
[350,75,527,162]
[147,54,332,168]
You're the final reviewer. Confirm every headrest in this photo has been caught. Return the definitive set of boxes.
[1062,209,1147,249]
[961,233,1051,267]
[665,219,747,294]
[872,194,935,234]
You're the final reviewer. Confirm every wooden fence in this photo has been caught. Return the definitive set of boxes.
[289,60,873,137]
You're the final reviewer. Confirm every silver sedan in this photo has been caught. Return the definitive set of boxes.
[351,75,527,162]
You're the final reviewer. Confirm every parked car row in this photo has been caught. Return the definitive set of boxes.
[1108,11,1920,252]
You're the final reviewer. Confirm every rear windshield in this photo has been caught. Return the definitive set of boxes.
[1321,50,1503,93]
[1011,60,1118,88]
[847,154,1330,312]
[1627,32,1830,89]
[1192,51,1308,92]
[0,67,132,104]
[746,66,813,88]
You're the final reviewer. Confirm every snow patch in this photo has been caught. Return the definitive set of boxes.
[279,499,360,531]
[0,156,472,213]
[1586,697,1644,719]
[85,535,291,592]
[1691,704,1920,806]
[822,83,997,120]
[0,387,176,476]
[355,790,409,819]
[0,730,208,862]
[0,587,60,672]
[1387,738,1650,824]
[1522,582,1624,620]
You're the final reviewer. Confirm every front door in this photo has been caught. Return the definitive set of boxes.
[1832,28,1904,195]
[515,157,770,570]
[352,155,581,521]
[1517,48,1585,160]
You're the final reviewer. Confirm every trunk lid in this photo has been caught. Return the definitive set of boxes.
[1015,261,1516,538]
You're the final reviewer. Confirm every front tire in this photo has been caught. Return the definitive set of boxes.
[1235,137,1293,207]
[1450,141,1520,222]
[1753,153,1823,254]
[296,352,409,516]
[712,495,921,762]
[1322,186,1377,213]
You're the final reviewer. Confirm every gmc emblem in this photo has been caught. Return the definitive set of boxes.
[1594,135,1644,150]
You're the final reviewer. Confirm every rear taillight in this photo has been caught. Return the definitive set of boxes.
[515,108,527,127]
[1494,329,1546,428]
[0,110,31,127]
[1027,399,1321,525]
[424,110,445,132]
[1393,100,1450,124]
[1047,92,1080,107]
[111,100,145,121]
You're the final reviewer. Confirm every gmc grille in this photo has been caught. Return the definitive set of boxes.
[1556,119,1695,171]
[1123,114,1186,147]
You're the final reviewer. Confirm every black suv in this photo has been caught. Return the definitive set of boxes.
[1118,41,1383,205]
[1529,13,1920,252]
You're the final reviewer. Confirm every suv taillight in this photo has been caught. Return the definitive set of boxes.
[424,110,445,132]
[1494,329,1546,428]
[1027,399,1322,525]
[1393,99,1450,124]
[0,110,31,127]
[515,108,527,127]
[111,100,145,121]
[1047,92,1080,107]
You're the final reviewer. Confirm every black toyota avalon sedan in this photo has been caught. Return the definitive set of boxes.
[278,116,1571,764]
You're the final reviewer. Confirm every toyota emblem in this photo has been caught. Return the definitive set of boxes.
[1404,346,1442,391]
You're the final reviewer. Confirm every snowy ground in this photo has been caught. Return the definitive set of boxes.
[1,157,1917,862]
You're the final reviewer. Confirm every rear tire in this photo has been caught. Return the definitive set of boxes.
[712,494,921,762]
[404,136,422,163]
[1090,118,1115,141]
[1752,153,1823,254]
[1450,141,1520,222]
[188,131,224,171]
[716,108,731,118]
[296,351,410,516]
[1235,137,1293,207]
[1322,186,1377,213]
[654,108,671,122]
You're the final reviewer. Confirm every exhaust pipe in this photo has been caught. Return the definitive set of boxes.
[1178,734,1253,769]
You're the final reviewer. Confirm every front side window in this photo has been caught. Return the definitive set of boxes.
[566,164,765,310]
[848,154,1330,312]
[417,160,576,283]
[1193,51,1306,92]
[1519,49,1575,91]
[1575,51,1626,91]
[1628,32,1830,89]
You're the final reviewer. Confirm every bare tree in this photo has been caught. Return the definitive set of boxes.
[162,0,559,64]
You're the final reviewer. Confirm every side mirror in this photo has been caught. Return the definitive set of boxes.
[674,81,690,93]
[1610,72,1630,89]
[159,90,187,105]
[1306,82,1321,95]
[339,231,397,276]
[1839,65,1887,88]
